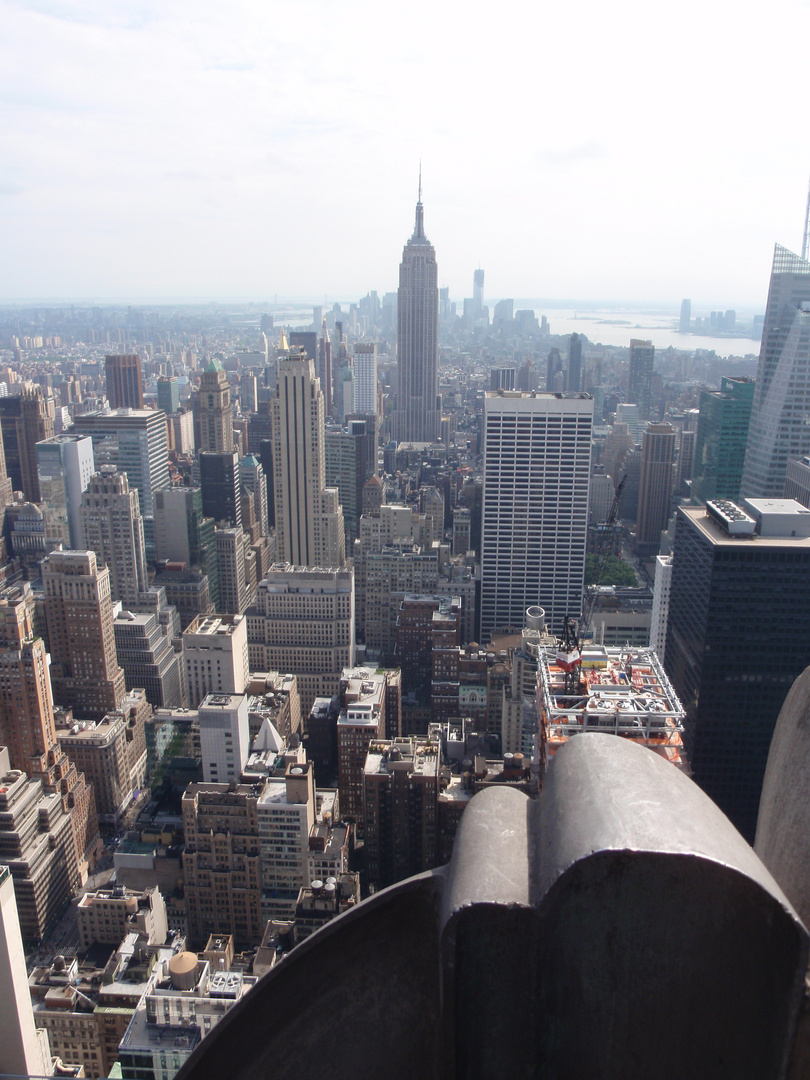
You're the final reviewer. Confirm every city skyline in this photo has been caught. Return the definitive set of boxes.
[2,0,810,305]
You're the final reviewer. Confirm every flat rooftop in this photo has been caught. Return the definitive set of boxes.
[539,646,687,771]
[364,739,440,778]
[682,504,810,548]
[185,615,243,636]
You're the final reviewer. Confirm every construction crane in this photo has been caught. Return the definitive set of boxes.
[555,474,627,695]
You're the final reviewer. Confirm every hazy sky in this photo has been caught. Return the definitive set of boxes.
[2,0,809,308]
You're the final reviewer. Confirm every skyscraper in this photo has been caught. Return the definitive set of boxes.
[479,391,593,642]
[36,434,95,549]
[679,299,691,334]
[200,450,241,530]
[627,339,655,421]
[71,408,170,561]
[42,550,127,721]
[567,333,583,393]
[79,468,147,604]
[741,245,810,498]
[473,268,485,320]
[665,499,810,841]
[272,347,345,567]
[353,343,378,417]
[691,377,755,504]
[0,861,53,1077]
[635,423,676,552]
[198,359,234,453]
[0,388,55,503]
[105,354,144,410]
[392,187,440,444]
[154,486,219,608]
[157,376,180,415]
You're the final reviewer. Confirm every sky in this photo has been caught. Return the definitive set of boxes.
[2,0,810,308]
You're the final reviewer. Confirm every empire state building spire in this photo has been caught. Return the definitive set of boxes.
[412,167,426,241]
[393,181,440,444]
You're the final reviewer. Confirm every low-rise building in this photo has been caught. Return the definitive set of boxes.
[77,884,168,949]
[117,946,257,1080]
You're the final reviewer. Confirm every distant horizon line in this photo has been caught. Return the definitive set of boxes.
[0,296,763,315]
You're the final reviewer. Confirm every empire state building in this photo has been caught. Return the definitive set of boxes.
[392,188,440,444]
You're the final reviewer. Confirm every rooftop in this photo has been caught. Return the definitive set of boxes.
[184,614,244,636]
[538,645,687,771]
[682,502,810,547]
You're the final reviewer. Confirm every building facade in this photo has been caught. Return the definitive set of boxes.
[392,194,440,444]
[80,468,148,604]
[271,347,345,568]
[635,423,676,551]
[43,550,127,721]
[105,354,144,411]
[691,377,755,504]
[480,391,593,641]
[665,499,810,840]
[741,246,810,498]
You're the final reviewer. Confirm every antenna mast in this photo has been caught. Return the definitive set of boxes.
[803,174,810,261]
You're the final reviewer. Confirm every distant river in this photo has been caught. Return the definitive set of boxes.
[533,308,760,358]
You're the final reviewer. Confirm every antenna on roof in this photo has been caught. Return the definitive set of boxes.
[803,173,810,262]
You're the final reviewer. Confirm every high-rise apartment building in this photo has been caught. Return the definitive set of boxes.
[42,550,126,721]
[627,339,655,421]
[691,377,755,504]
[272,347,345,567]
[635,423,676,552]
[479,392,593,641]
[741,246,810,498]
[392,192,440,443]
[198,359,234,452]
[352,343,378,416]
[71,408,170,560]
[105,354,144,410]
[665,498,810,840]
[79,468,147,604]
[36,434,95,549]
